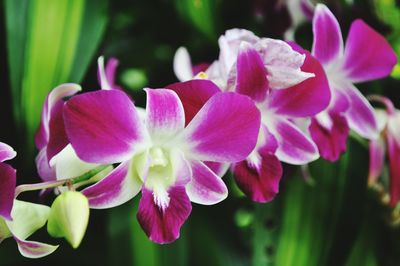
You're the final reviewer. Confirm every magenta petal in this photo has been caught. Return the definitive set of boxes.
[167,80,220,125]
[0,163,16,220]
[35,84,81,150]
[35,149,56,181]
[14,236,58,259]
[368,137,385,185]
[309,112,349,162]
[98,56,122,90]
[192,63,210,76]
[145,89,185,138]
[268,49,330,117]
[272,119,319,164]
[46,100,69,161]
[185,92,261,162]
[137,186,192,244]
[301,0,315,20]
[331,89,351,113]
[343,86,378,139]
[82,161,141,209]
[312,4,343,64]
[343,20,397,83]
[233,153,282,203]
[0,142,16,162]
[186,161,228,205]
[204,161,230,177]
[260,125,279,153]
[235,42,269,102]
[387,134,400,207]
[64,90,146,164]
[105,58,119,85]
[106,58,122,90]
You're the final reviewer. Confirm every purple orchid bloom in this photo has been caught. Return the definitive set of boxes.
[37,56,124,179]
[35,83,88,181]
[0,200,59,258]
[97,56,123,91]
[0,142,17,220]
[63,85,260,243]
[0,143,58,258]
[171,41,330,202]
[225,43,330,202]
[35,57,119,182]
[368,96,400,207]
[173,47,210,82]
[173,28,314,90]
[35,74,141,210]
[309,4,397,161]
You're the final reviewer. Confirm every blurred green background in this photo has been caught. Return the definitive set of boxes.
[0,0,399,265]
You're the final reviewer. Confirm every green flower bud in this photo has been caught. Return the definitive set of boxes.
[47,191,89,249]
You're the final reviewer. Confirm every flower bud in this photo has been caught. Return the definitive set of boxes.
[47,191,89,249]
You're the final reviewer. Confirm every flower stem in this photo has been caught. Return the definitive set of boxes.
[14,165,110,198]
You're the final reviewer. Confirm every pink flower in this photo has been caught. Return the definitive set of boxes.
[368,96,400,207]
[309,4,397,161]
[171,39,330,202]
[63,84,261,243]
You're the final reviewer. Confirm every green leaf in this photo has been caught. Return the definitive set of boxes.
[345,219,378,266]
[251,203,280,266]
[174,0,218,40]
[47,191,89,249]
[274,138,369,266]
[4,0,108,158]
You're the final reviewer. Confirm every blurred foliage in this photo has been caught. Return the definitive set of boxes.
[372,0,400,79]
[175,0,219,40]
[4,0,108,161]
[275,138,368,266]
[1,0,400,265]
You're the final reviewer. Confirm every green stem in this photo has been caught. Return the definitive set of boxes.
[72,165,109,184]
[14,165,110,197]
[15,179,67,198]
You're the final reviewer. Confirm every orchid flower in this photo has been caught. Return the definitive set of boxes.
[34,65,146,208]
[171,38,330,202]
[0,143,58,258]
[284,0,315,40]
[0,142,17,220]
[368,96,400,208]
[36,56,123,181]
[0,200,59,258]
[63,85,260,243]
[31,61,146,248]
[97,56,123,91]
[231,43,329,202]
[35,83,97,182]
[309,4,397,161]
[173,47,210,82]
[35,57,144,209]
[174,28,315,92]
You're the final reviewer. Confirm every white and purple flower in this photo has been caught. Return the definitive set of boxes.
[63,84,260,243]
[0,143,58,258]
[0,142,17,220]
[309,4,397,161]
[368,96,400,207]
[172,31,331,202]
[34,59,146,211]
